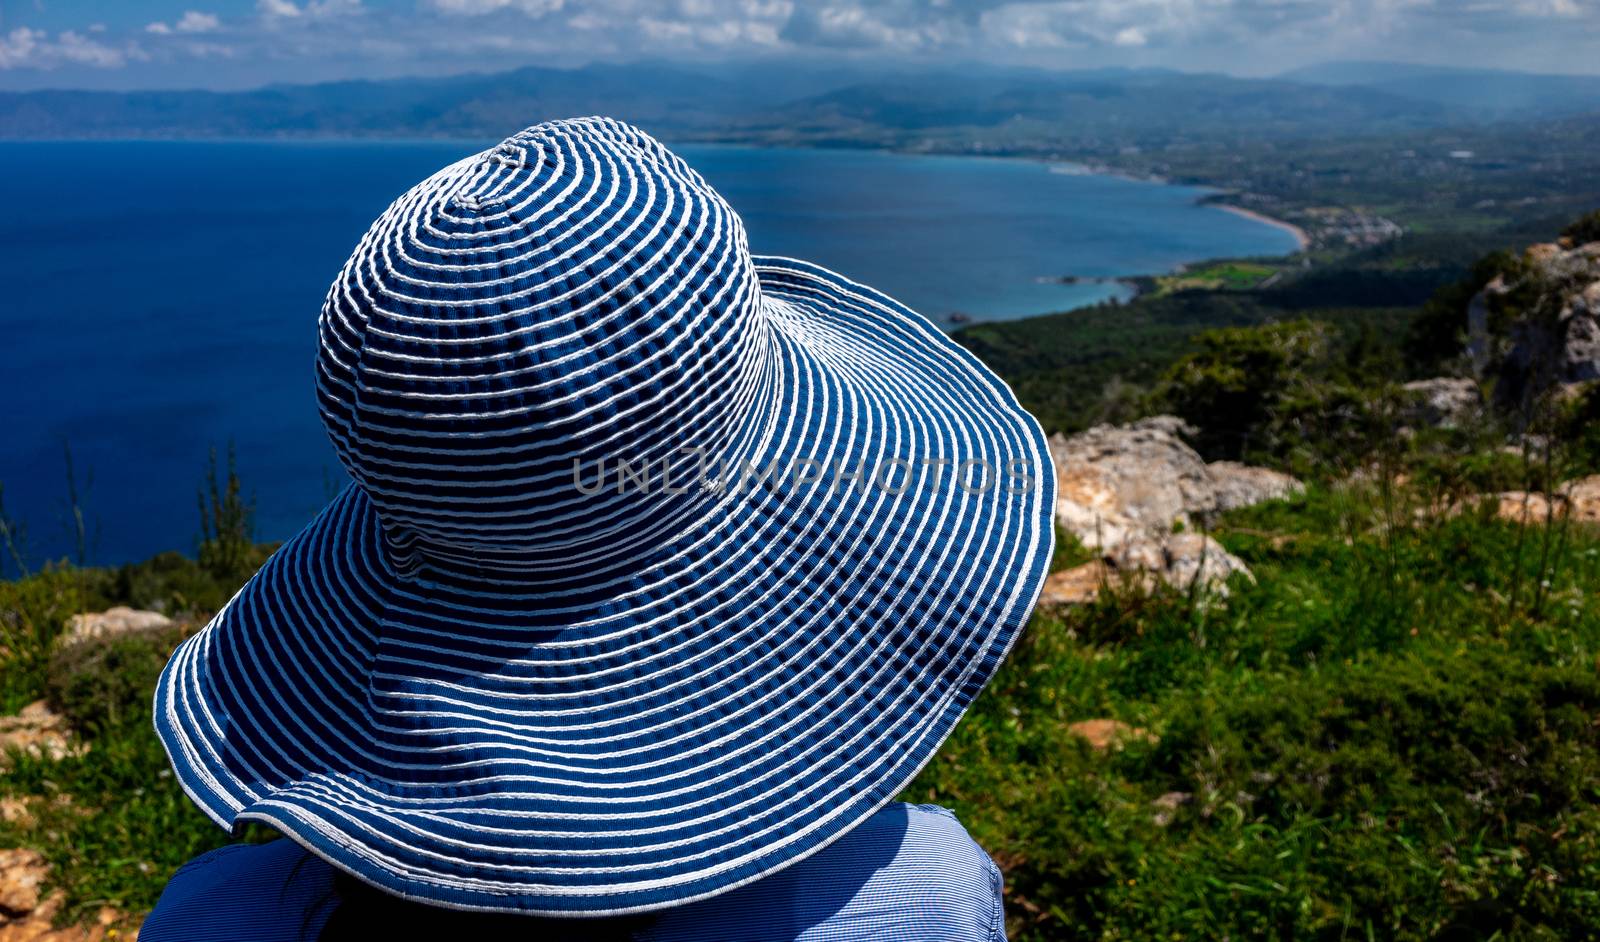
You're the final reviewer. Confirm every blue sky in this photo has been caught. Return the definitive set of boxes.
[1,0,1597,91]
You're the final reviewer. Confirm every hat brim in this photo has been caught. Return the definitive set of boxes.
[154,256,1055,916]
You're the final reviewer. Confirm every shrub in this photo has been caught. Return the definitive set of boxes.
[45,626,185,737]
[110,549,265,617]
[1561,209,1600,247]
[1402,249,1523,378]
[1151,319,1334,460]
[1554,381,1600,478]
[0,566,119,713]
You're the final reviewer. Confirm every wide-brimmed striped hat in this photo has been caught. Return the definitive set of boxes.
[154,117,1054,916]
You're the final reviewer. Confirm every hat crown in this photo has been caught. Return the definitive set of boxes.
[315,118,770,573]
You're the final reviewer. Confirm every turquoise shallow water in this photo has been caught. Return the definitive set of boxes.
[0,140,1296,565]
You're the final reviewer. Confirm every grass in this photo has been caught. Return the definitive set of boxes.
[0,549,271,925]
[1155,262,1279,295]
[3,477,1596,938]
[906,484,1600,940]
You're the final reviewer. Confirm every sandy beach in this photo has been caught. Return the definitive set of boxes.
[1214,203,1311,251]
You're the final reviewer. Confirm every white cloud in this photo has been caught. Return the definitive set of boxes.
[258,0,364,21]
[637,14,780,45]
[429,0,564,13]
[1515,0,1584,16]
[175,11,223,33]
[307,0,365,16]
[977,3,1080,48]
[0,25,137,69]
[781,3,953,49]
[56,30,129,65]
[430,0,783,50]
[978,0,1342,53]
[180,41,238,59]
[0,27,42,68]
[6,0,1600,84]
[145,11,223,35]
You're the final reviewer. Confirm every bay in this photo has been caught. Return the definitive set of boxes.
[0,139,1297,565]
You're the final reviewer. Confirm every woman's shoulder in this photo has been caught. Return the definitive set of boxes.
[140,838,341,942]
[642,803,1007,942]
[139,804,1006,942]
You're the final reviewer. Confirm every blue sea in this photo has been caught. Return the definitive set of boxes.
[0,140,1298,566]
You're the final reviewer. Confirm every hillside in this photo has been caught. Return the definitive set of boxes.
[3,212,1598,940]
[708,69,1454,148]
[958,210,1600,438]
[0,63,769,140]
[0,60,1563,142]
[1283,61,1600,118]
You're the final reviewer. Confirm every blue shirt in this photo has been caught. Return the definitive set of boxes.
[141,803,1008,941]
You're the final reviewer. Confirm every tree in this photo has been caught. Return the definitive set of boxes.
[1401,249,1522,379]
[1152,320,1332,460]
[1561,209,1600,247]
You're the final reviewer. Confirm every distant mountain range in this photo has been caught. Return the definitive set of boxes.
[0,63,765,140]
[1281,61,1600,118]
[726,68,1453,149]
[1,60,1597,145]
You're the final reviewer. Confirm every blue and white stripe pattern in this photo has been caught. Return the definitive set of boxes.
[154,117,1055,916]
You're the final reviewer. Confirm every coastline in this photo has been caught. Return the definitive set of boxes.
[670,142,1305,327]
[1211,203,1310,251]
[945,157,1312,327]
[1044,159,1168,187]
[933,151,1313,259]
[5,134,1315,257]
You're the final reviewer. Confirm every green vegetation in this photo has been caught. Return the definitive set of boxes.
[1,206,1597,938]
[9,450,1596,937]
[1561,210,1600,247]
[1559,383,1600,477]
[959,291,1414,439]
[196,443,260,587]
[0,448,276,924]
[911,485,1600,940]
[1151,319,1345,462]
[922,209,1600,938]
[949,87,1599,444]
[0,551,268,924]
[960,194,1598,445]
[0,548,273,715]
[1154,261,1278,295]
[1403,249,1520,378]
[1082,115,1600,240]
